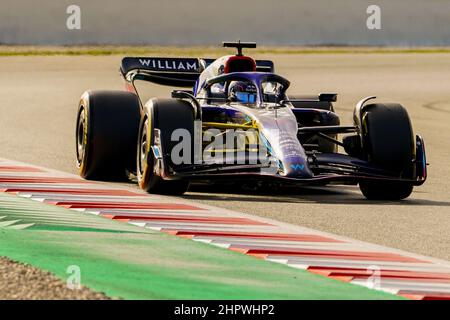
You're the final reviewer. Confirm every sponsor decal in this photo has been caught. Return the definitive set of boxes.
[170,124,270,167]
[138,58,198,71]
[290,163,305,171]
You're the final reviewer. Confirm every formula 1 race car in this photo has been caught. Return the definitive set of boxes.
[76,41,427,200]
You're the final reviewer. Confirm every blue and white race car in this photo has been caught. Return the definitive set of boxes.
[76,41,427,200]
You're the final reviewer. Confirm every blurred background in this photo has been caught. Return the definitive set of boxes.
[1,0,449,46]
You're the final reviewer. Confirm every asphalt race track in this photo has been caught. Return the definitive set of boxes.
[0,53,449,261]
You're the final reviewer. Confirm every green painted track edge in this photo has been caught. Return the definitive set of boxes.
[0,192,402,300]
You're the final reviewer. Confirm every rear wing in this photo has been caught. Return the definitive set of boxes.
[120,57,274,88]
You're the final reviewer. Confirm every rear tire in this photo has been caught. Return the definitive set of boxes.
[76,90,141,180]
[357,103,415,200]
[137,99,193,195]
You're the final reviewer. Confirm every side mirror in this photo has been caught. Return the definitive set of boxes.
[171,90,194,98]
[318,93,338,102]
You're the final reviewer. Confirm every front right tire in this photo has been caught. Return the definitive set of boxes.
[359,181,413,200]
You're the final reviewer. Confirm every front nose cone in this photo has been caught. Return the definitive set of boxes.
[281,158,314,178]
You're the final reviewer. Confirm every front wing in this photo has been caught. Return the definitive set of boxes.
[169,135,427,187]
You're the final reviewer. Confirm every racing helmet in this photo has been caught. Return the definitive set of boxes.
[228,81,257,104]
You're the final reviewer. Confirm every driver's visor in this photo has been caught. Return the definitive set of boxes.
[236,92,256,104]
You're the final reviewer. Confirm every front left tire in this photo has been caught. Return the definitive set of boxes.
[137,98,193,195]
